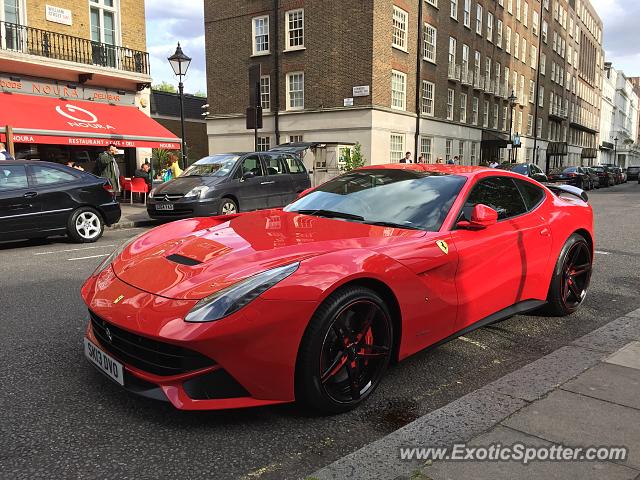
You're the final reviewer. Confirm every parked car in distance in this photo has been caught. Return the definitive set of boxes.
[497,163,548,182]
[601,164,624,184]
[147,152,311,220]
[627,166,640,181]
[592,166,614,187]
[584,167,601,189]
[0,160,121,243]
[547,166,593,190]
[620,169,627,183]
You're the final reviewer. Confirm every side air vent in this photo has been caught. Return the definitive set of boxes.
[166,254,203,266]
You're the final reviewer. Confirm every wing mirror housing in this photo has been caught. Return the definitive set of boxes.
[241,171,256,181]
[458,204,499,230]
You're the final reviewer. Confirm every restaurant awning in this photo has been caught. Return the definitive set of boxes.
[0,93,181,149]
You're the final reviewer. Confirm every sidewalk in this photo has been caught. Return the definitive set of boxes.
[312,309,640,480]
[107,202,160,230]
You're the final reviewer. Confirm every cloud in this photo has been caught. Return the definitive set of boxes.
[145,0,207,94]
[591,0,640,76]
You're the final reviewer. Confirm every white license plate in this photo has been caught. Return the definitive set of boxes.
[84,338,125,386]
[156,204,174,211]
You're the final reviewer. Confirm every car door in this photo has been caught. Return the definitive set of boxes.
[449,175,551,332]
[283,154,311,202]
[0,164,40,239]
[28,164,81,233]
[262,153,295,208]
[232,155,268,211]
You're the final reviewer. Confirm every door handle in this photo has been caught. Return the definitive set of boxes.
[260,181,276,185]
[23,192,38,198]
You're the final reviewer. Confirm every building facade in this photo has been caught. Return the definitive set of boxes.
[204,0,604,171]
[599,65,640,167]
[0,0,178,175]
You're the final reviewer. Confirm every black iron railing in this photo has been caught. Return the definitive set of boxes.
[0,21,150,75]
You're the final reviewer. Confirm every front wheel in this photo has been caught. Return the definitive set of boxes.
[543,233,592,316]
[218,198,238,215]
[67,207,104,243]
[296,286,394,414]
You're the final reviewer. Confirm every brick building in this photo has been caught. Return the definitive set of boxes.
[204,0,604,171]
[0,0,179,175]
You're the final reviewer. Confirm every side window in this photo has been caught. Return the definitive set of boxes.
[464,176,527,220]
[515,179,546,210]
[31,165,77,186]
[0,165,29,191]
[236,156,264,178]
[264,154,288,176]
[284,154,306,174]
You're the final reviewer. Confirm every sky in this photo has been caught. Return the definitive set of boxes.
[144,0,639,94]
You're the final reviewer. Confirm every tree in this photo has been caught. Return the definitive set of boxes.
[193,90,207,98]
[340,142,366,172]
[152,82,177,93]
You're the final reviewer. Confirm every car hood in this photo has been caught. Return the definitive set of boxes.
[112,209,425,300]
[153,176,226,195]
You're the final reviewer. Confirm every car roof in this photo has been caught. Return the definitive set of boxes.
[358,163,495,177]
[0,159,69,168]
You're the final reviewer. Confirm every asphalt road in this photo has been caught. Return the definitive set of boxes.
[1,182,639,480]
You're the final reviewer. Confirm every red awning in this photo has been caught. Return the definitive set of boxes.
[0,93,181,149]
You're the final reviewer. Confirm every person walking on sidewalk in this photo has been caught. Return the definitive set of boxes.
[168,153,183,178]
[95,144,121,194]
[0,142,15,161]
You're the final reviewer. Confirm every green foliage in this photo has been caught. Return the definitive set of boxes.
[340,142,366,172]
[193,90,208,98]
[153,82,177,93]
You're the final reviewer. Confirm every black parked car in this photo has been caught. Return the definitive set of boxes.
[547,166,593,190]
[584,167,601,189]
[592,166,614,187]
[148,152,311,219]
[496,163,548,182]
[627,166,640,181]
[0,160,121,243]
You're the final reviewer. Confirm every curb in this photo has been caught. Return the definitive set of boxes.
[310,308,640,480]
[107,219,159,230]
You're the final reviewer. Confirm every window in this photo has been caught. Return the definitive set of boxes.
[252,16,270,55]
[463,0,471,27]
[464,177,527,220]
[390,134,405,162]
[90,0,118,51]
[391,70,407,110]
[497,20,503,48]
[284,155,306,174]
[514,33,519,59]
[264,154,288,174]
[540,53,546,75]
[533,11,539,35]
[531,45,537,69]
[538,85,544,107]
[462,44,470,78]
[238,156,265,177]
[288,135,304,144]
[423,23,437,62]
[393,6,408,51]
[256,138,271,152]
[285,9,304,50]
[523,2,528,27]
[529,80,535,103]
[521,39,526,64]
[446,139,453,162]
[260,76,271,111]
[286,72,304,110]
[420,136,433,163]
[503,106,508,131]
[471,142,477,164]
[422,81,435,116]
[31,165,77,185]
[537,119,543,138]
[451,0,458,20]
[476,4,483,34]
[483,100,489,127]
[527,114,533,135]
[487,13,494,41]
[472,97,479,125]
[542,21,548,43]
[460,93,467,123]
[447,88,455,120]
[516,0,521,20]
[0,165,28,191]
[508,0,513,14]
[493,104,499,129]
[518,110,523,133]
[459,141,465,162]
[426,0,438,6]
[515,179,545,210]
[505,26,512,53]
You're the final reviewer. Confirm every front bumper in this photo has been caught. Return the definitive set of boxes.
[81,268,316,410]
[146,197,221,220]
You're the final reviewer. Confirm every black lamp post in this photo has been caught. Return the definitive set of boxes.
[508,91,518,163]
[168,43,192,169]
[614,136,619,166]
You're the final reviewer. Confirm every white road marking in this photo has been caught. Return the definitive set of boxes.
[595,250,611,255]
[35,245,115,256]
[67,254,110,261]
[458,336,489,349]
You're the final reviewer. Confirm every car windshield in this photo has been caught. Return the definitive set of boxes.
[498,164,528,175]
[284,169,467,231]
[593,167,605,172]
[563,167,578,173]
[182,155,240,177]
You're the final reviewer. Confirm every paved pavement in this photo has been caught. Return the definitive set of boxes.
[108,202,158,230]
[0,182,639,480]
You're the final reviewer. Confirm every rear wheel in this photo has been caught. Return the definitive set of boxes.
[296,286,394,414]
[67,207,104,243]
[218,198,238,215]
[543,233,592,316]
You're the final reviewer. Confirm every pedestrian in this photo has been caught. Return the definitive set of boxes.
[0,142,15,161]
[489,160,499,168]
[403,152,413,163]
[95,144,121,194]
[66,161,84,171]
[134,162,152,189]
[417,155,425,164]
[436,157,444,164]
[168,152,183,178]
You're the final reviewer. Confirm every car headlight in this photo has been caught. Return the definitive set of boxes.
[93,232,146,276]
[185,262,300,323]
[184,186,210,198]
[149,188,156,199]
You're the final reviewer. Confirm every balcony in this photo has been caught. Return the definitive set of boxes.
[448,63,461,82]
[0,21,150,76]
[549,104,568,120]
[569,112,599,132]
[474,74,485,91]
[460,67,473,85]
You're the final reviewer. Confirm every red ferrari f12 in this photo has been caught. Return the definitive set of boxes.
[82,165,594,413]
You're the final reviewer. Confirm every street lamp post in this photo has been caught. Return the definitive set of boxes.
[168,43,192,170]
[614,136,619,166]
[508,91,518,163]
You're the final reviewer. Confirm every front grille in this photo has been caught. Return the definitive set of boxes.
[90,311,215,376]
[157,194,184,201]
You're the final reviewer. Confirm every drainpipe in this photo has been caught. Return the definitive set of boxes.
[532,2,544,167]
[273,0,281,145]
[414,0,424,159]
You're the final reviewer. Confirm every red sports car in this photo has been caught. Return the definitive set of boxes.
[81,165,594,413]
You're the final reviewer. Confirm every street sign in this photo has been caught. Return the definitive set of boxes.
[344,98,354,107]
[353,86,370,97]
[513,134,521,147]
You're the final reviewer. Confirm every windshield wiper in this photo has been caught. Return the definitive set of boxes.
[364,220,423,231]
[294,209,365,221]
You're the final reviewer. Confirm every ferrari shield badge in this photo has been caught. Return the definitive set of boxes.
[113,295,125,305]
[436,240,449,255]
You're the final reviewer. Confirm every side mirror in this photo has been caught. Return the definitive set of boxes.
[532,173,547,183]
[242,171,255,181]
[458,204,499,230]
